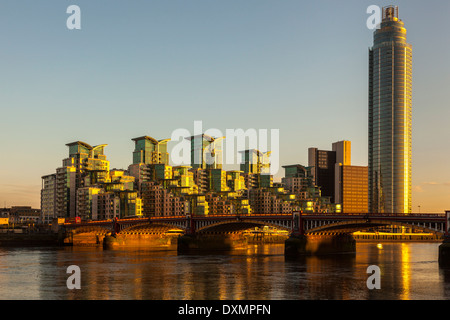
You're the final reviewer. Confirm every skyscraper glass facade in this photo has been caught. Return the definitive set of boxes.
[369,6,412,214]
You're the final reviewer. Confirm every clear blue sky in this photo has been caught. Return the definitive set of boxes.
[0,0,449,212]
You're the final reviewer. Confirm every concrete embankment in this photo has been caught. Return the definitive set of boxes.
[0,232,61,247]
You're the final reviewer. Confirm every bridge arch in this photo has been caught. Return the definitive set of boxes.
[119,222,185,234]
[305,219,446,236]
[69,225,112,235]
[197,219,291,233]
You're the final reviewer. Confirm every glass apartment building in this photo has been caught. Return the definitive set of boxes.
[368,6,412,214]
[132,136,170,165]
[186,134,224,170]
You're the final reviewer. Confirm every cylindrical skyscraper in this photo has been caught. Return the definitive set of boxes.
[368,6,412,214]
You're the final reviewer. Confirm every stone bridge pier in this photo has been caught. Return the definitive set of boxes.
[177,233,248,253]
[284,212,356,256]
[438,211,450,266]
[439,237,450,266]
[284,233,356,256]
[176,216,256,253]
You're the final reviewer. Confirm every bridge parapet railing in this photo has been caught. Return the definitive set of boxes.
[302,213,445,218]
[63,212,447,226]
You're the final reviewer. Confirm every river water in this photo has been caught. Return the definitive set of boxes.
[0,242,449,300]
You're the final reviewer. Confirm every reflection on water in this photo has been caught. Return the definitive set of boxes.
[401,243,411,300]
[0,242,449,300]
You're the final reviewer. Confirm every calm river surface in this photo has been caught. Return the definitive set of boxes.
[0,242,449,300]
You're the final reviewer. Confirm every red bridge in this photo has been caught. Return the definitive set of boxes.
[62,212,450,264]
[63,212,450,237]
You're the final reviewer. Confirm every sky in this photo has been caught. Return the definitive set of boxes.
[0,0,449,213]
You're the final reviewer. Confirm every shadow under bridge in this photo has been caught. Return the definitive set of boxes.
[195,219,291,234]
[118,222,185,235]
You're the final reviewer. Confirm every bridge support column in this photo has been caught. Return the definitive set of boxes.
[285,233,356,256]
[439,211,450,266]
[285,212,307,255]
[62,230,74,246]
[284,234,308,256]
[438,237,450,266]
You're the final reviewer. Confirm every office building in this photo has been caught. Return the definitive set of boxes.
[368,5,412,214]
[306,141,368,212]
[308,148,336,201]
[332,140,351,166]
[335,165,368,213]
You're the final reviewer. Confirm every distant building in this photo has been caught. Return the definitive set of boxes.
[94,191,120,220]
[308,145,339,202]
[281,164,339,213]
[332,140,351,166]
[238,149,273,191]
[226,171,246,193]
[205,193,231,215]
[141,181,186,217]
[282,164,314,194]
[41,173,57,224]
[248,187,294,215]
[306,140,370,213]
[76,187,103,220]
[42,141,145,221]
[55,141,110,218]
[209,169,230,193]
[9,206,41,223]
[128,136,171,193]
[335,165,368,213]
[43,133,355,220]
[239,149,271,175]
[191,168,209,194]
